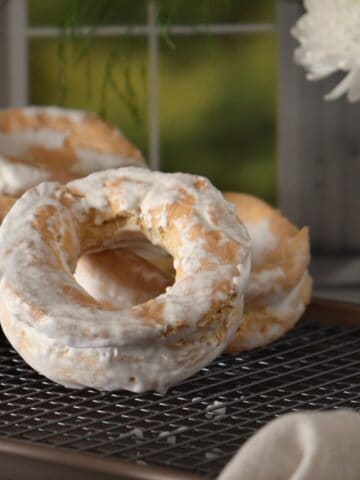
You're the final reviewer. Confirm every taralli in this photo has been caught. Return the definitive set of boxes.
[0,106,145,216]
[75,192,311,353]
[0,168,251,392]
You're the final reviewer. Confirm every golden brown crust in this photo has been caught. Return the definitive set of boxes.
[0,194,16,222]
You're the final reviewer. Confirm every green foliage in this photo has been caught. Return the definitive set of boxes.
[57,0,146,117]
[159,34,277,202]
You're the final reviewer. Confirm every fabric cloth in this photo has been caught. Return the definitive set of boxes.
[218,410,360,480]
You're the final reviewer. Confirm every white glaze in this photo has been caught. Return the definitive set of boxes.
[75,149,139,175]
[267,271,308,318]
[246,267,286,304]
[0,129,67,157]
[23,106,87,123]
[246,219,278,266]
[232,272,311,352]
[0,156,50,196]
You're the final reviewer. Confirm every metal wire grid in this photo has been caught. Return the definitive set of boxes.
[0,321,359,478]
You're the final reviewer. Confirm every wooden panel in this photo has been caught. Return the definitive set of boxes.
[278,1,360,251]
[0,0,28,107]
[0,0,10,106]
[311,254,360,303]
[0,437,205,480]
[305,297,360,327]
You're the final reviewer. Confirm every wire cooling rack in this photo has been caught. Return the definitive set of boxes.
[0,320,359,479]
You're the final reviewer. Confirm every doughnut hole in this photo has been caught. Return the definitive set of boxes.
[74,242,175,309]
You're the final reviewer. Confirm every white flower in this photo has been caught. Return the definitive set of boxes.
[291,0,360,102]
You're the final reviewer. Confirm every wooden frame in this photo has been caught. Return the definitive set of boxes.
[0,0,28,107]
[0,437,205,480]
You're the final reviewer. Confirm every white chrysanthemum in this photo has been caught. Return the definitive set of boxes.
[291,0,360,102]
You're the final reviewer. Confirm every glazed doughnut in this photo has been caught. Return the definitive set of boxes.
[74,192,311,353]
[0,106,145,215]
[0,168,250,392]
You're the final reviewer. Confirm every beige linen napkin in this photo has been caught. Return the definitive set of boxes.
[218,410,360,480]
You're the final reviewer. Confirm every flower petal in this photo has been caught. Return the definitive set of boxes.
[307,66,339,81]
[324,71,354,101]
[291,0,360,103]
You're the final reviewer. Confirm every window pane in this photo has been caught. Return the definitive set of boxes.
[29,36,148,155]
[29,1,277,203]
[28,0,147,27]
[160,34,277,203]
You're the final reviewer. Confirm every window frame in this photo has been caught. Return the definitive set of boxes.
[0,0,275,170]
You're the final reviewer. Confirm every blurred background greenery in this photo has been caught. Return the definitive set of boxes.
[29,0,277,203]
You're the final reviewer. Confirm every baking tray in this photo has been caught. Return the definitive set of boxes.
[0,297,359,480]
